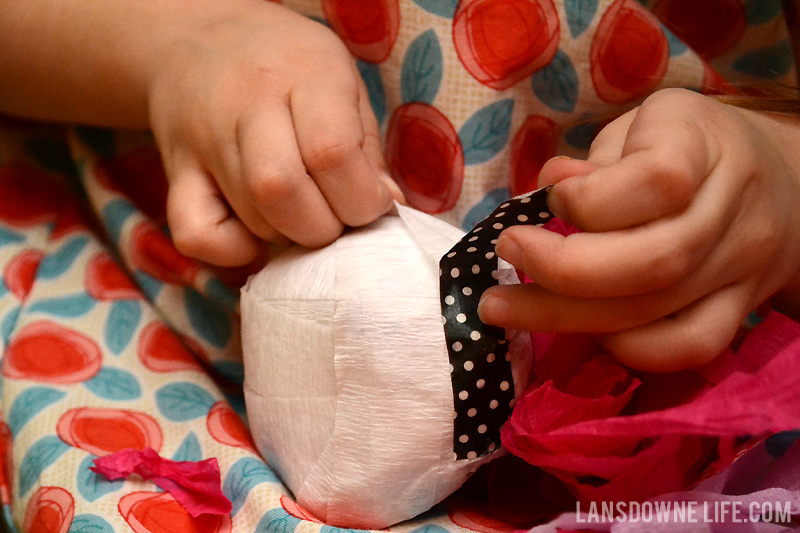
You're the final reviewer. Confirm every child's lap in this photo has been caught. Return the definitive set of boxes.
[0,124,508,533]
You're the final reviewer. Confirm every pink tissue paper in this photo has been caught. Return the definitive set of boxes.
[91,447,232,517]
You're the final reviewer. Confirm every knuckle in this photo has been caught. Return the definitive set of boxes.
[246,165,301,207]
[304,135,358,173]
[644,152,697,206]
[644,87,706,111]
[644,247,694,290]
[170,225,208,259]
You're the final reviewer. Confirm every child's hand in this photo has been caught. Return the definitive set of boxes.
[479,88,800,371]
[147,1,398,266]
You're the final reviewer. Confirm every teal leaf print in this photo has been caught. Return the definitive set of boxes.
[172,432,203,463]
[37,237,90,279]
[105,300,142,355]
[24,138,77,177]
[224,390,248,420]
[2,505,18,533]
[0,280,6,299]
[8,387,66,436]
[224,457,279,516]
[75,127,116,159]
[745,0,781,25]
[1,306,20,346]
[19,436,71,496]
[531,49,579,113]
[413,0,457,18]
[184,287,231,348]
[68,514,115,533]
[401,29,443,105]
[254,509,300,533]
[84,367,141,401]
[77,455,124,503]
[27,292,96,318]
[564,118,603,150]
[213,361,245,387]
[733,40,793,79]
[459,99,514,165]
[661,24,688,56]
[357,60,387,125]
[461,188,511,231]
[411,527,451,533]
[320,527,361,533]
[204,278,238,314]
[133,271,162,300]
[101,199,137,244]
[564,0,600,38]
[156,382,217,422]
[0,226,25,248]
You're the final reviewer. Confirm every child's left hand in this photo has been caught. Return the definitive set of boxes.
[478,88,800,371]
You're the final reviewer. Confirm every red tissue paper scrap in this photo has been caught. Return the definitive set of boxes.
[91,447,232,517]
[501,310,800,507]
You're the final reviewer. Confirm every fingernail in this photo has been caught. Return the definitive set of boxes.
[478,290,510,325]
[546,183,568,219]
[381,173,407,205]
[495,233,524,266]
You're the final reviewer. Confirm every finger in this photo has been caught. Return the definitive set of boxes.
[292,69,393,227]
[356,77,406,204]
[598,283,751,372]
[236,103,345,248]
[490,199,731,298]
[537,156,600,188]
[166,162,261,266]
[585,107,638,165]
[549,94,714,231]
[477,279,690,334]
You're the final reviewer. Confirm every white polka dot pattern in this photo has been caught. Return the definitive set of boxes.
[439,187,552,459]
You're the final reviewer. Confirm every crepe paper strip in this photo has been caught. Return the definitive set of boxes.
[502,311,800,504]
[91,447,232,517]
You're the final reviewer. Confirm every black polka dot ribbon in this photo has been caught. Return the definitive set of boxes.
[440,187,552,459]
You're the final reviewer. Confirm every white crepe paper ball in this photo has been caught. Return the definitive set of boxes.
[240,204,531,529]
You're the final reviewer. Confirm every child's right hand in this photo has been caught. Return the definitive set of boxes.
[479,89,800,371]
[147,1,398,266]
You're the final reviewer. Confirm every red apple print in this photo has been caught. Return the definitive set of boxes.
[322,0,399,63]
[385,102,464,214]
[510,115,561,196]
[50,200,91,241]
[57,407,163,456]
[280,495,323,523]
[138,321,202,373]
[3,321,102,384]
[85,252,141,300]
[23,487,74,533]
[206,401,256,451]
[651,0,745,61]
[448,500,518,533]
[95,147,169,223]
[590,0,669,104]
[130,222,199,285]
[453,0,560,90]
[119,492,232,533]
[0,419,12,505]
[0,164,64,228]
[3,249,44,301]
